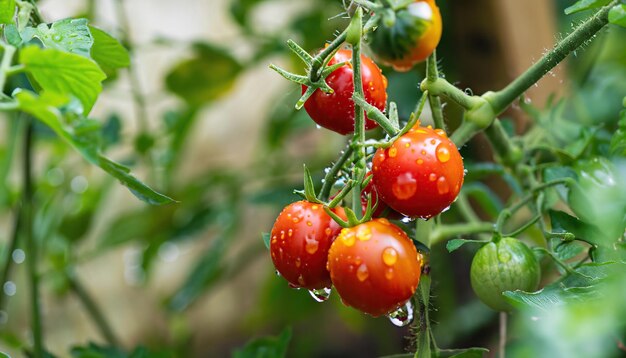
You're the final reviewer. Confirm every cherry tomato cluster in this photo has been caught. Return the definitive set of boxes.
[269,0,461,320]
[270,203,423,317]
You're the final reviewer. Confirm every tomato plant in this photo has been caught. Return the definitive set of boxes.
[367,0,442,71]
[372,124,464,218]
[302,49,387,134]
[270,201,344,292]
[328,219,422,317]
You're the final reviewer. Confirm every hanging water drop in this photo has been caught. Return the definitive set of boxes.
[387,300,414,327]
[308,287,332,302]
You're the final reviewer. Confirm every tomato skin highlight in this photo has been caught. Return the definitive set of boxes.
[367,0,442,71]
[328,219,422,316]
[372,125,464,219]
[302,49,388,135]
[470,237,541,312]
[270,201,345,290]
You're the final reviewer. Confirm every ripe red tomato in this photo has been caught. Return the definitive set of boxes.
[372,124,464,218]
[361,172,403,219]
[328,219,422,316]
[270,201,345,290]
[302,49,388,135]
[367,0,442,71]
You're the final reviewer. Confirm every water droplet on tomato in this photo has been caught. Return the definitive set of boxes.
[389,147,397,158]
[429,173,437,182]
[293,217,300,223]
[385,268,394,280]
[309,287,332,302]
[297,275,306,286]
[305,236,319,254]
[288,229,293,237]
[275,270,281,276]
[430,139,436,145]
[306,221,313,227]
[392,172,417,200]
[356,264,369,282]
[295,257,301,268]
[436,144,451,163]
[357,226,372,241]
[387,300,414,327]
[434,129,447,138]
[378,218,390,225]
[341,230,356,247]
[382,247,398,266]
[416,159,424,165]
[325,227,332,236]
[437,176,450,194]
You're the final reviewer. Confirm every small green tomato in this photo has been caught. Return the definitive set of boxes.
[470,237,541,311]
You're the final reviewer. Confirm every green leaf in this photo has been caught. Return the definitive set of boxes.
[262,232,270,249]
[30,18,93,57]
[232,327,292,358]
[446,239,486,253]
[0,352,9,358]
[15,90,175,205]
[564,0,611,15]
[302,165,320,203]
[165,42,242,106]
[0,0,15,24]
[89,26,130,77]
[438,347,489,358]
[5,24,21,46]
[608,4,626,27]
[70,342,126,358]
[20,46,106,114]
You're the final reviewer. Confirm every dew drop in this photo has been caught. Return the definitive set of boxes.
[340,230,356,247]
[275,270,281,277]
[52,34,63,42]
[305,236,319,254]
[280,230,285,239]
[387,300,414,327]
[295,257,302,268]
[430,139,436,145]
[436,144,450,163]
[292,217,300,223]
[378,218,390,225]
[434,129,447,138]
[416,159,423,165]
[288,229,293,237]
[382,247,398,266]
[405,143,410,148]
[356,226,372,241]
[306,221,313,227]
[421,150,427,155]
[437,176,450,194]
[309,287,332,302]
[325,227,332,236]
[12,249,25,264]
[312,205,319,210]
[356,264,369,282]
[3,281,16,296]
[385,268,394,280]
[298,275,306,286]
[388,147,397,158]
[429,173,437,182]
[392,172,417,200]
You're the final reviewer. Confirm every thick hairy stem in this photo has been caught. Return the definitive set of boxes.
[349,8,366,219]
[425,51,446,131]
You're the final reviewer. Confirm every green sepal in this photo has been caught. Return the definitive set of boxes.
[324,206,350,228]
[303,165,322,203]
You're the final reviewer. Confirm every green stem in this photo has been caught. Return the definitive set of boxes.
[495,178,573,233]
[422,78,480,111]
[499,312,507,358]
[319,145,354,201]
[488,2,615,114]
[349,8,366,219]
[414,219,434,357]
[429,222,494,246]
[504,214,541,237]
[24,118,43,357]
[483,119,522,167]
[310,30,348,82]
[425,51,446,131]
[0,45,16,93]
[68,274,120,347]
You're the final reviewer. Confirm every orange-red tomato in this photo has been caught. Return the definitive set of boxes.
[367,0,442,71]
[372,125,464,218]
[270,201,345,290]
[361,171,403,219]
[302,49,388,135]
[328,219,422,316]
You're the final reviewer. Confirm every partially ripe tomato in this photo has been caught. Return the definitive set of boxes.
[270,201,345,290]
[302,49,388,135]
[372,125,464,219]
[470,237,541,312]
[367,0,442,71]
[361,172,403,219]
[328,219,422,316]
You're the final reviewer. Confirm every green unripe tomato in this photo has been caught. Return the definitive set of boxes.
[470,237,541,311]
